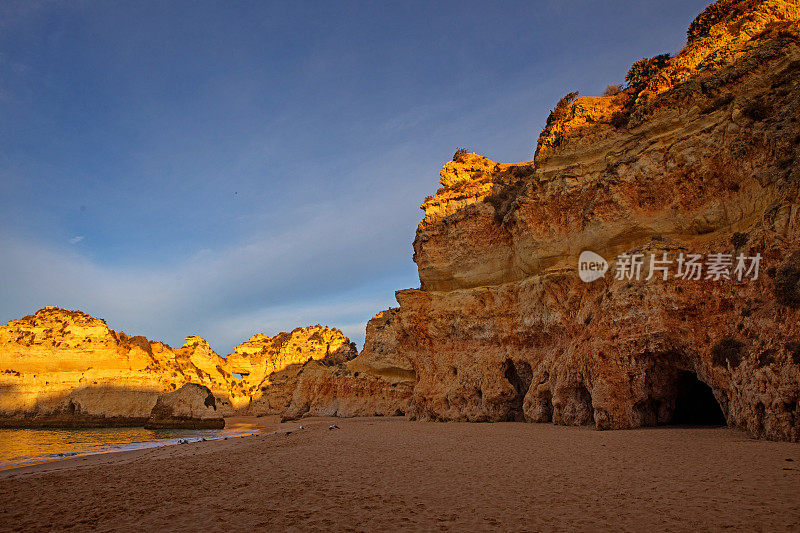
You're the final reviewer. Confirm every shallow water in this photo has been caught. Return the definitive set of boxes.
[0,424,256,469]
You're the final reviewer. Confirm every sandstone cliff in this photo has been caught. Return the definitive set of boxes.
[0,307,228,426]
[226,326,358,415]
[290,0,800,441]
[283,309,415,419]
[0,307,356,426]
[3,1,798,442]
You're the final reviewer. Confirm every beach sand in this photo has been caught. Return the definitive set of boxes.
[0,416,798,531]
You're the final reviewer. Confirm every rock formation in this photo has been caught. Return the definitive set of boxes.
[145,383,224,429]
[290,0,800,441]
[283,309,415,419]
[0,307,357,426]
[0,307,228,427]
[225,326,358,415]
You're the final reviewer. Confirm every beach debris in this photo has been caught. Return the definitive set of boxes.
[329,424,340,430]
[299,425,304,430]
[177,439,189,445]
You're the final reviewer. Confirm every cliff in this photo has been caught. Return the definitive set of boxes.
[0,307,355,426]
[289,0,800,441]
[283,309,415,419]
[226,326,358,415]
[2,1,799,441]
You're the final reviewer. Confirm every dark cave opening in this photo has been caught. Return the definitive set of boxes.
[578,385,595,425]
[671,371,726,426]
[503,359,532,421]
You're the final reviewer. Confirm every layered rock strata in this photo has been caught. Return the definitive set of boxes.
[226,326,358,415]
[283,309,415,419]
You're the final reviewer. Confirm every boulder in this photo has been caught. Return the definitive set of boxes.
[144,383,225,429]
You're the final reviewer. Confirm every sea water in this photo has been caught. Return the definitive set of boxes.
[0,424,256,469]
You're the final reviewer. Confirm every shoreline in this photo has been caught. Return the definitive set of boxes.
[0,416,274,473]
[1,417,798,531]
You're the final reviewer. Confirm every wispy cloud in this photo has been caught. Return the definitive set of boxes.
[68,235,83,244]
[0,180,416,354]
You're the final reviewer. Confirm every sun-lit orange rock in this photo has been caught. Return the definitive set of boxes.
[0,307,357,426]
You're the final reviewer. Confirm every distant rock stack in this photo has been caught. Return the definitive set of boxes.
[225,326,359,416]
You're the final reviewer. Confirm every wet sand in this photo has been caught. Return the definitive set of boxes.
[0,417,798,531]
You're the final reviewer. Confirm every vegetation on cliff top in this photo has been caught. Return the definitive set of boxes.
[687,0,746,43]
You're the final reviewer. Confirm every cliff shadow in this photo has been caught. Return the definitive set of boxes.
[0,383,171,428]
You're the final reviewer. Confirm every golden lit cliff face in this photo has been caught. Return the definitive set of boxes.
[416,1,800,293]
[225,326,357,415]
[0,307,238,418]
[383,0,800,440]
[282,309,415,420]
[0,308,356,421]
[226,326,350,377]
[225,1,800,435]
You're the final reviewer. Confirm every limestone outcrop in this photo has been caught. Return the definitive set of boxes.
[144,383,224,429]
[330,0,800,441]
[226,326,358,415]
[283,310,415,419]
[0,307,227,426]
[2,1,798,442]
[0,307,358,427]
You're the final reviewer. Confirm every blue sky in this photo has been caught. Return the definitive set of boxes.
[0,0,710,353]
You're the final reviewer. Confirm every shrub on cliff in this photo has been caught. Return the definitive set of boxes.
[484,180,527,225]
[603,84,622,96]
[545,91,579,127]
[712,338,744,368]
[625,54,671,90]
[452,147,469,162]
[687,0,743,43]
[535,91,579,158]
[610,111,630,129]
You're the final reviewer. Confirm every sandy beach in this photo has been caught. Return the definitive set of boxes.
[0,416,798,532]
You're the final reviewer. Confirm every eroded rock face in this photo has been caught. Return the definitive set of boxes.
[226,326,358,415]
[364,0,800,441]
[283,310,414,420]
[0,308,232,426]
[144,383,224,430]
[0,308,358,426]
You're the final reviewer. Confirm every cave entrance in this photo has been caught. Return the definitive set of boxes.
[671,371,726,426]
[503,359,532,422]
